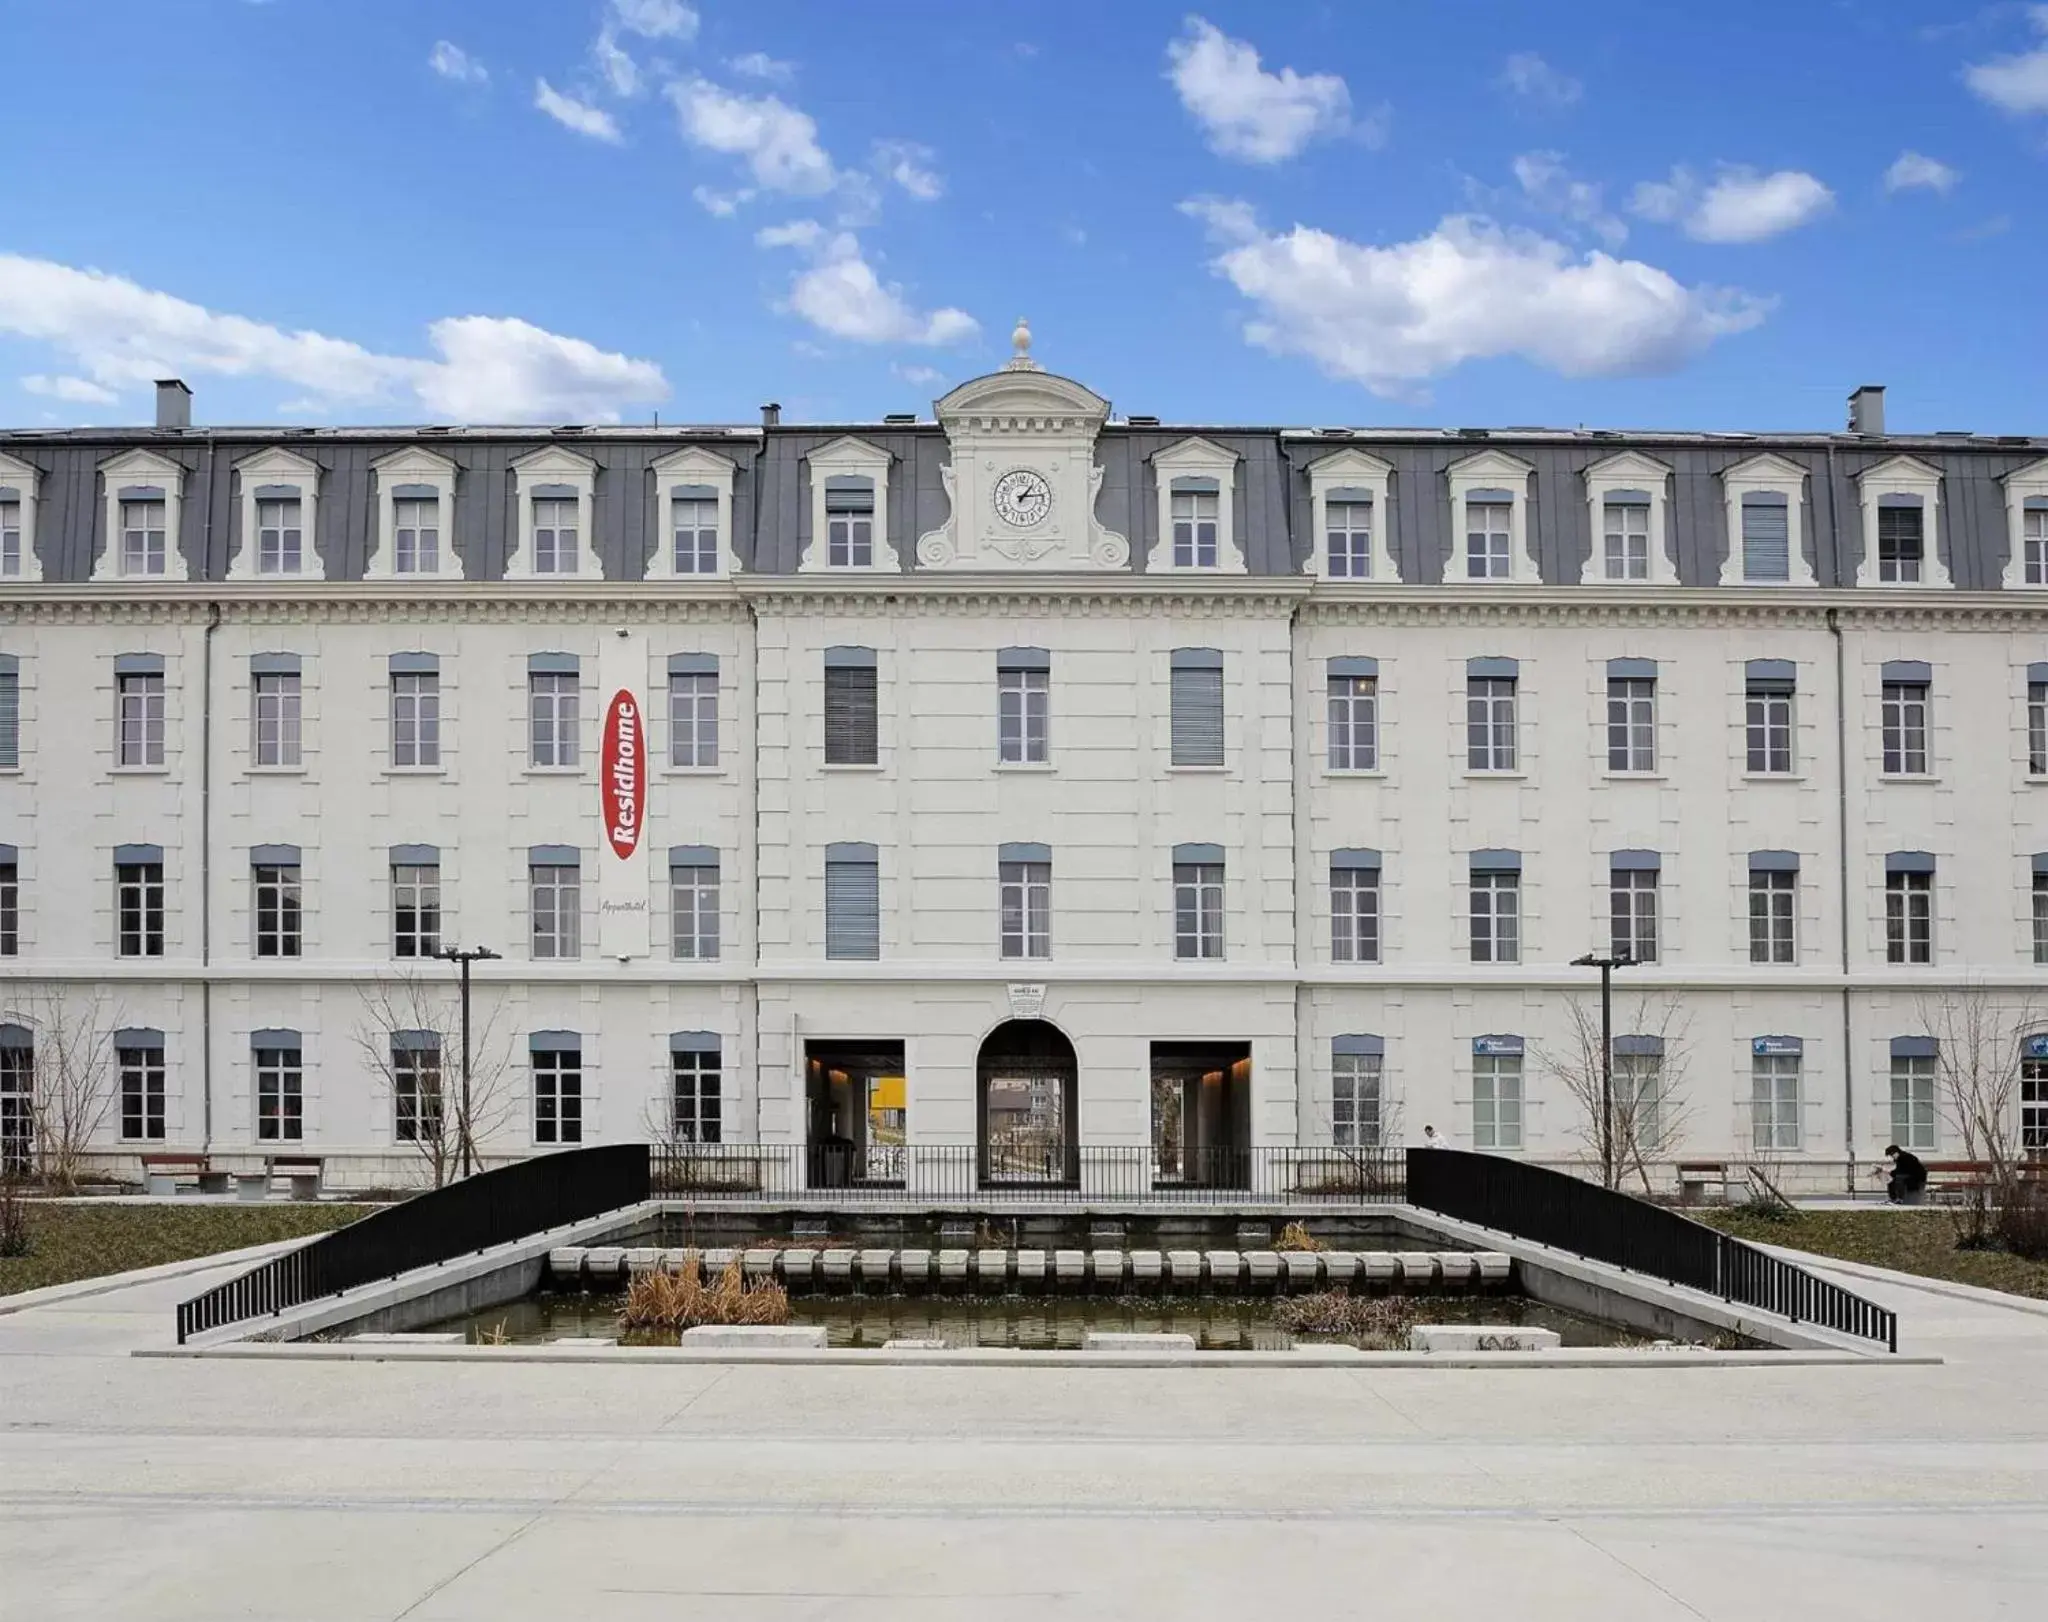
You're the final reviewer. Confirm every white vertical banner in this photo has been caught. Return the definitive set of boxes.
[597,628,651,959]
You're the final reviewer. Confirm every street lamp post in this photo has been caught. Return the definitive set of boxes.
[434,945,500,1179]
[1570,951,1635,1188]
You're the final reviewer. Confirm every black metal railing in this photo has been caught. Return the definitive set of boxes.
[650,1142,1407,1204]
[175,1143,648,1344]
[1407,1148,1897,1352]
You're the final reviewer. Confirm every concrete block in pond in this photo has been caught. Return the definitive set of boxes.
[1245,1251,1281,1287]
[1322,1251,1359,1286]
[702,1247,738,1274]
[899,1248,934,1288]
[583,1247,626,1285]
[1015,1249,1047,1286]
[548,1247,588,1284]
[1234,1223,1271,1250]
[623,1247,663,1276]
[1360,1252,1398,1285]
[1409,1324,1560,1353]
[1090,1249,1125,1287]
[742,1248,778,1280]
[975,1249,1009,1288]
[350,1332,465,1344]
[659,1248,698,1274]
[1130,1250,1163,1283]
[1084,1332,1197,1352]
[781,1249,818,1289]
[1435,1252,1477,1287]
[822,1248,856,1285]
[1205,1250,1243,1288]
[938,1249,970,1284]
[1053,1249,1086,1284]
[883,1338,948,1351]
[1474,1251,1512,1284]
[1282,1252,1322,1287]
[1395,1252,1439,1285]
[858,1248,895,1286]
[681,1325,830,1349]
[1167,1250,1203,1287]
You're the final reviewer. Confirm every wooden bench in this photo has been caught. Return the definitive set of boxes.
[1675,1161,1733,1204]
[1917,1160,2048,1204]
[234,1155,326,1202]
[139,1152,229,1196]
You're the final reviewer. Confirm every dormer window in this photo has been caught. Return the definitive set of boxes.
[1877,505,1923,583]
[123,499,167,575]
[649,446,737,580]
[371,446,461,580]
[256,497,302,574]
[1581,451,1674,586]
[672,496,718,573]
[508,446,597,581]
[1999,459,2048,591]
[1719,454,1813,586]
[1147,437,1243,574]
[1442,450,1535,585]
[0,452,40,582]
[1855,456,1948,589]
[229,448,320,580]
[532,496,579,574]
[1603,498,1649,579]
[800,437,892,574]
[94,449,188,583]
[1305,448,1396,581]
[395,496,440,573]
[1326,499,1372,577]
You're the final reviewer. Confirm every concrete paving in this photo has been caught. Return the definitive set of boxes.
[3,1250,2046,1620]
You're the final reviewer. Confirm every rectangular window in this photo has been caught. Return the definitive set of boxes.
[116,862,164,958]
[826,485,874,568]
[1891,1055,1937,1152]
[1877,506,1923,583]
[394,496,439,574]
[118,1046,165,1142]
[1466,677,1517,771]
[672,496,719,574]
[824,854,880,960]
[2024,1057,2048,1152]
[1331,866,1380,964]
[671,861,720,961]
[2036,873,2048,966]
[668,672,718,768]
[252,672,301,768]
[1603,502,1649,580]
[391,672,440,768]
[1332,1051,1382,1148]
[121,499,167,576]
[532,497,578,574]
[1607,677,1656,772]
[1327,675,1378,771]
[0,861,15,956]
[0,665,17,769]
[530,862,580,960]
[255,1046,303,1143]
[823,664,879,765]
[117,672,165,767]
[0,1044,28,1175]
[999,860,1052,959]
[2031,682,2047,776]
[673,1048,722,1143]
[0,498,20,577]
[394,1043,443,1143]
[998,668,1049,764]
[1741,500,1791,582]
[1472,1053,1523,1150]
[528,672,579,768]
[1751,1054,1802,1150]
[1470,871,1520,963]
[1614,1052,1663,1150]
[1172,489,1219,568]
[1749,869,1796,964]
[2028,508,2048,587]
[1610,869,1658,963]
[1747,683,1795,774]
[1466,501,1511,579]
[533,1047,583,1145]
[1886,869,1933,964]
[255,497,301,574]
[1172,862,1224,960]
[1169,658,1225,767]
[1882,681,1929,775]
[1326,500,1372,578]
[252,864,301,958]
[392,863,440,959]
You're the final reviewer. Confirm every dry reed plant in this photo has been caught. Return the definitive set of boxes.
[1273,1222,1326,1253]
[618,1250,792,1331]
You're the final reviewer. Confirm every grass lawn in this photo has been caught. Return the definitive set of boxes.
[0,1202,378,1298]
[1700,1207,2048,1301]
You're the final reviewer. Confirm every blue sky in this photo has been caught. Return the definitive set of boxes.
[0,0,2043,433]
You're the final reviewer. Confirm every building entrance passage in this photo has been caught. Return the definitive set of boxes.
[804,1041,907,1188]
[977,1019,1079,1188]
[1151,1041,1252,1190]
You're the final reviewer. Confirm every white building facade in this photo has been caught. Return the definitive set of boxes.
[4,354,2048,1192]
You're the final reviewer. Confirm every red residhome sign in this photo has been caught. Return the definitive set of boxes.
[601,688,645,861]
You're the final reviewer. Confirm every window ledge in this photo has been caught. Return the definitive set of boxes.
[1462,770,1527,781]
[111,766,170,777]
[1601,771,1665,782]
[384,766,446,778]
[1740,772,1805,783]
[1878,774,1938,785]
[820,762,885,773]
[1324,768,1385,779]
[993,762,1056,774]
[524,766,583,777]
[1165,764,1228,775]
[663,765,726,777]
[248,766,307,777]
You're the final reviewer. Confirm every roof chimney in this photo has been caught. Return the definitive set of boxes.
[154,379,191,430]
[760,401,781,428]
[1848,384,1885,437]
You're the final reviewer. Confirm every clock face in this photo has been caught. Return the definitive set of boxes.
[992,467,1053,528]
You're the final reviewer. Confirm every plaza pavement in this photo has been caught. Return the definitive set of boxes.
[2,1245,2045,1621]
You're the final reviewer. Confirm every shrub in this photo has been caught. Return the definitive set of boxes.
[1994,1179,2048,1262]
[0,1181,31,1259]
[1271,1290,1415,1346]
[618,1250,791,1332]
[1273,1222,1326,1253]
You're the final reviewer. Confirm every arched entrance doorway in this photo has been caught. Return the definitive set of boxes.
[977,1020,1078,1188]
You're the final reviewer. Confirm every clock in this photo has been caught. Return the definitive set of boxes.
[992,467,1052,528]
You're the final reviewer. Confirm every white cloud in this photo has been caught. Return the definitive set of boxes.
[1498,51,1581,107]
[892,362,945,387]
[1630,165,1833,242]
[1166,17,1354,163]
[1180,198,1767,394]
[593,29,640,97]
[22,373,118,405]
[1965,7,2048,113]
[0,253,666,423]
[535,78,623,143]
[692,184,753,217]
[874,140,943,201]
[668,78,836,193]
[1511,151,1626,246]
[757,228,976,346]
[429,40,488,86]
[1884,150,1959,194]
[609,0,697,40]
[730,51,795,82]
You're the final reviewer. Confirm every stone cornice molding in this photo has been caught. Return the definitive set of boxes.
[0,582,752,626]
[739,575,1311,618]
[1299,586,2048,631]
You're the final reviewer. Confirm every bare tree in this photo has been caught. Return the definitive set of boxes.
[1535,992,1694,1193]
[1914,981,2046,1245]
[351,971,513,1189]
[2,984,124,1192]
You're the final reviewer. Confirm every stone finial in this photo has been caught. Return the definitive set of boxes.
[1005,317,1041,371]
